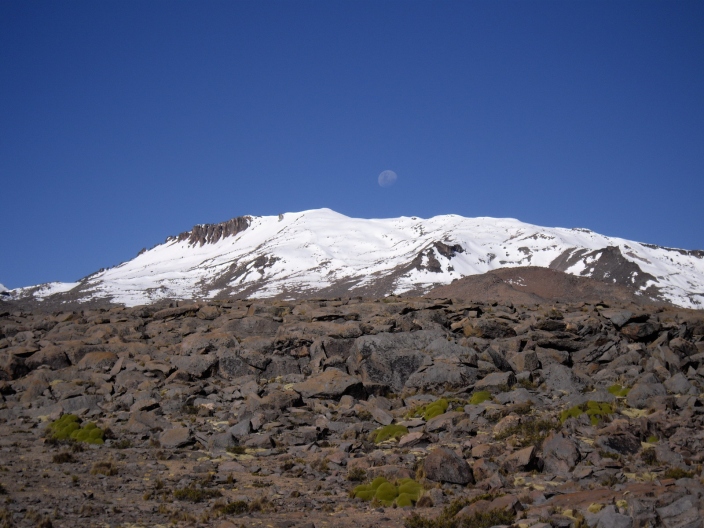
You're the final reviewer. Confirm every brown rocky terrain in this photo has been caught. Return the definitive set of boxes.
[426,267,660,307]
[1,295,704,528]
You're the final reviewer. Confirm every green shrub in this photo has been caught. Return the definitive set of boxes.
[559,401,613,426]
[608,384,630,397]
[469,391,492,405]
[423,399,449,420]
[407,399,450,420]
[47,414,105,444]
[352,477,422,508]
[372,424,409,443]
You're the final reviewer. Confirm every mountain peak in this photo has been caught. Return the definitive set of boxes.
[4,210,704,309]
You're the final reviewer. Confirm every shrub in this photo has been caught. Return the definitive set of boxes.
[559,401,613,426]
[469,391,492,405]
[407,399,450,420]
[663,468,695,480]
[47,414,105,444]
[372,424,409,443]
[352,477,422,508]
[608,384,630,397]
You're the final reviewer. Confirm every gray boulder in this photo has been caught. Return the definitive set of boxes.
[424,447,474,485]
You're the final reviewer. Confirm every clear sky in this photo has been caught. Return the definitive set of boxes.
[1,1,703,289]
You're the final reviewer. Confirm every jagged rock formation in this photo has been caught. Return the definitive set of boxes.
[1,297,704,526]
[172,216,251,246]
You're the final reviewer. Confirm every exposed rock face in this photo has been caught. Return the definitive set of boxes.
[173,215,251,246]
[0,296,703,527]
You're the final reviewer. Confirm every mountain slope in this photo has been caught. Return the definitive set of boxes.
[6,208,704,308]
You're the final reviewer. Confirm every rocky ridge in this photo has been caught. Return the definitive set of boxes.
[1,295,704,527]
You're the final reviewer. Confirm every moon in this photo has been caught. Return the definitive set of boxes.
[378,170,398,188]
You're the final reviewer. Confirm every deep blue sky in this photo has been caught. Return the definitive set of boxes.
[2,1,703,288]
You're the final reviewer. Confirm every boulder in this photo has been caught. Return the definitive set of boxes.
[501,445,536,473]
[656,495,701,528]
[423,447,474,485]
[292,368,364,400]
[627,377,666,408]
[404,361,479,391]
[542,431,580,475]
[170,354,218,378]
[475,371,516,391]
[159,427,193,449]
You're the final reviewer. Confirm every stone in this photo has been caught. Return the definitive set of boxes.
[159,427,193,449]
[542,432,580,475]
[656,495,701,528]
[511,350,541,372]
[542,363,587,394]
[596,433,641,456]
[664,373,693,395]
[596,505,633,528]
[423,447,474,485]
[24,345,70,371]
[475,371,516,390]
[292,368,364,399]
[170,354,218,378]
[627,378,666,408]
[404,361,479,391]
[621,321,661,342]
[464,319,517,339]
[501,445,536,473]
[229,419,252,441]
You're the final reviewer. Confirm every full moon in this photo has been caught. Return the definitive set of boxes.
[378,170,398,187]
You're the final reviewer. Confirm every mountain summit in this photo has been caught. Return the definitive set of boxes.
[7,208,704,308]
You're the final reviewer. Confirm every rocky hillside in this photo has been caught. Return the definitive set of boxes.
[6,209,704,309]
[426,267,659,307]
[1,296,704,527]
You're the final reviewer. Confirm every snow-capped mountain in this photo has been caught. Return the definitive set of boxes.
[6,208,704,308]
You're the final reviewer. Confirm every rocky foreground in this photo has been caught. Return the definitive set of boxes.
[1,296,704,528]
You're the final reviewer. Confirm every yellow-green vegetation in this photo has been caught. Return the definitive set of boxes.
[48,414,105,444]
[560,401,613,426]
[647,435,658,443]
[468,391,492,405]
[608,384,630,397]
[407,398,450,420]
[663,468,695,480]
[403,496,516,528]
[352,477,422,507]
[372,424,409,443]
